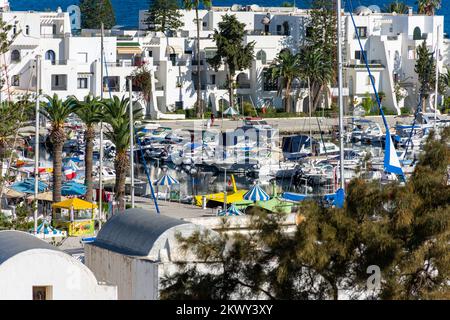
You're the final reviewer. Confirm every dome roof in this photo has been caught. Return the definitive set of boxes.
[93,209,191,257]
[0,230,59,265]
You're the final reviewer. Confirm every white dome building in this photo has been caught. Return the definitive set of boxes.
[85,209,218,300]
[0,231,117,300]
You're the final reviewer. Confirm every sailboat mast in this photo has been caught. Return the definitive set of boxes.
[129,77,135,208]
[34,55,41,234]
[99,22,104,222]
[434,24,440,131]
[337,0,345,190]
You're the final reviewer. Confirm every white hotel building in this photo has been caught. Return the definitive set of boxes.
[0,1,447,118]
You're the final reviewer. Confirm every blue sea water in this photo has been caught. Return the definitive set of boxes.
[9,0,449,35]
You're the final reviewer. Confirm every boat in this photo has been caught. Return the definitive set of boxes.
[194,174,248,208]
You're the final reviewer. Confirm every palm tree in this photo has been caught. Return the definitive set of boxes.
[299,46,333,113]
[183,0,212,118]
[385,1,408,13]
[71,95,103,202]
[101,96,143,210]
[40,94,76,202]
[268,50,301,113]
[417,0,441,15]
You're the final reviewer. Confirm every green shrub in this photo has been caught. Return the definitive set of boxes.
[400,107,411,115]
[243,102,257,117]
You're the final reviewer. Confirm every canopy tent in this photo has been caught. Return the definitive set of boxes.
[253,197,294,214]
[243,184,270,202]
[11,178,48,194]
[52,198,97,237]
[154,174,179,186]
[218,204,244,216]
[52,198,98,210]
[154,174,180,201]
[61,181,87,196]
[223,107,239,116]
[4,188,25,198]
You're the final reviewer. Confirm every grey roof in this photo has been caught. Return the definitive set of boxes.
[93,209,190,257]
[0,230,60,265]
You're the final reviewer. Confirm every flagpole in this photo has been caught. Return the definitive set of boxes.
[34,55,41,235]
[128,77,135,208]
[337,0,345,190]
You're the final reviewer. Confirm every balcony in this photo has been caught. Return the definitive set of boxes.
[237,83,251,89]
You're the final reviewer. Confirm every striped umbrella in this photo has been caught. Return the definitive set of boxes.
[243,184,270,201]
[155,174,179,186]
[218,204,243,216]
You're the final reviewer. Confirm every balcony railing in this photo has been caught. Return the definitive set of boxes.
[237,83,251,89]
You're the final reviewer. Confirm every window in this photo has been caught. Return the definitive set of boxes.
[32,286,52,300]
[354,50,367,63]
[12,75,19,86]
[51,74,67,90]
[52,24,57,35]
[11,50,20,62]
[256,50,267,64]
[77,77,88,89]
[25,25,30,35]
[263,69,277,91]
[413,27,422,40]
[13,25,17,35]
[264,24,269,34]
[169,53,176,66]
[210,74,216,85]
[148,50,153,57]
[103,76,120,92]
[282,21,290,36]
[202,21,207,28]
[45,50,56,64]
[356,26,367,38]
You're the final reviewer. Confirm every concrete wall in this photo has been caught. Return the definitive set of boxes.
[0,249,116,300]
[85,245,159,300]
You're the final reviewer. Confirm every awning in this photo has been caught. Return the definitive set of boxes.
[52,198,98,210]
[77,72,93,78]
[117,47,142,55]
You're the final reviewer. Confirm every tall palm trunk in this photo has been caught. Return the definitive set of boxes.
[84,125,95,202]
[421,95,427,112]
[195,7,202,118]
[285,79,292,113]
[228,71,235,109]
[114,150,129,211]
[52,129,65,203]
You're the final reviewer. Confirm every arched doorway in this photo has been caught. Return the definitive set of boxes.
[11,50,20,62]
[413,27,422,40]
[45,50,56,64]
